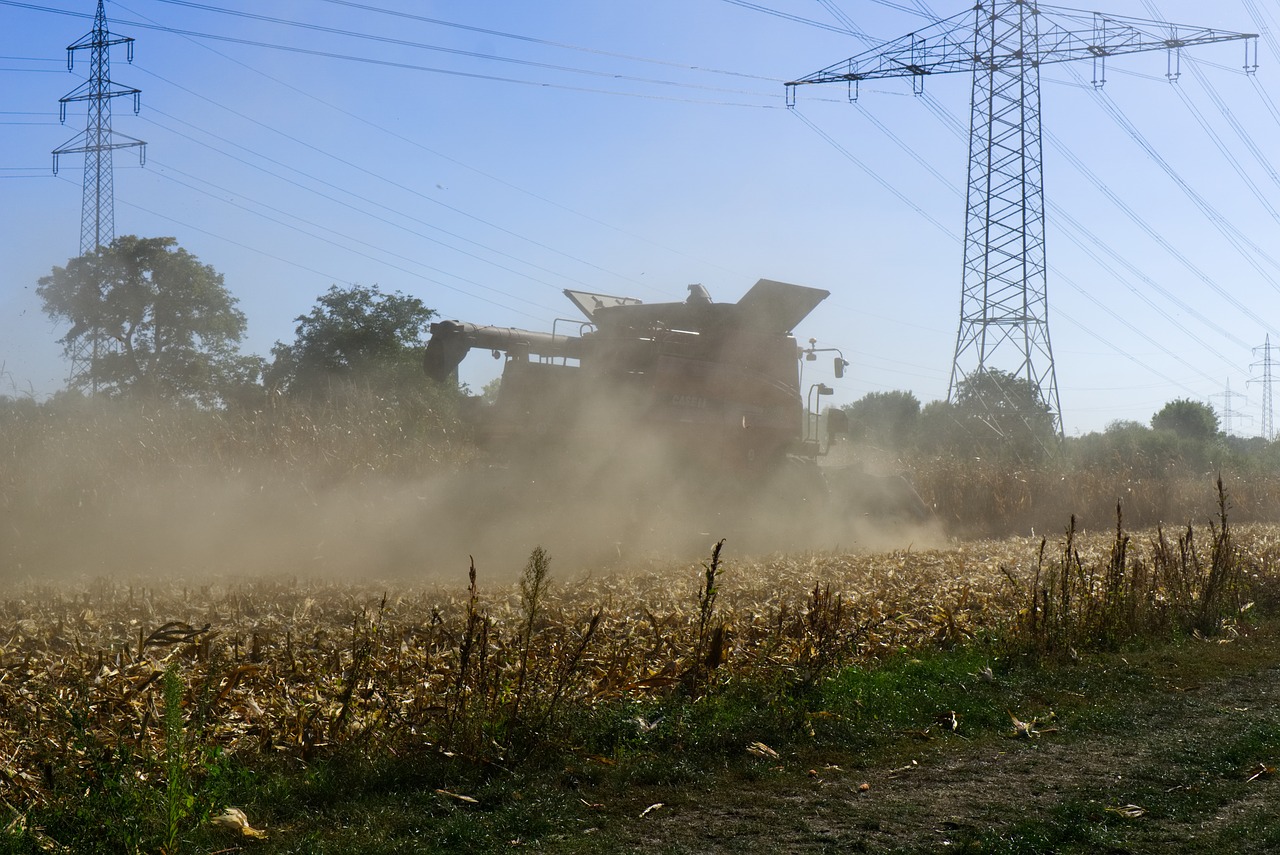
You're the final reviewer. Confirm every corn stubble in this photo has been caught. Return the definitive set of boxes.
[0,513,1278,840]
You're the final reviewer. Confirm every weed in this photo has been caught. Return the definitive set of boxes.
[686,538,726,696]
[161,664,190,854]
[512,547,551,719]
[793,581,860,688]
[1196,475,1243,633]
[1011,483,1254,659]
[444,557,493,755]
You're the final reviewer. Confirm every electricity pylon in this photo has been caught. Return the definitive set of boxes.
[787,1,1257,437]
[1211,378,1249,437]
[53,0,146,389]
[1251,335,1275,441]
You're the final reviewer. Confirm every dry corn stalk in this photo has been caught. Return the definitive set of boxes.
[0,523,1274,816]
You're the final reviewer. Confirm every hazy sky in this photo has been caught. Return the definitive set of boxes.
[1,0,1276,437]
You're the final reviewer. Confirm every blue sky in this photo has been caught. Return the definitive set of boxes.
[1,0,1276,437]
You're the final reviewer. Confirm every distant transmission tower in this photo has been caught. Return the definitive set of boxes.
[1211,379,1249,437]
[786,2,1257,438]
[1251,335,1275,441]
[52,0,146,388]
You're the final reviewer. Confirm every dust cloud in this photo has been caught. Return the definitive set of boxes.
[1,396,943,587]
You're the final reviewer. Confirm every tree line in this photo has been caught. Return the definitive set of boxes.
[840,380,1275,475]
[23,235,1272,471]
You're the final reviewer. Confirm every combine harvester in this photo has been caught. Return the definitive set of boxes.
[422,279,930,563]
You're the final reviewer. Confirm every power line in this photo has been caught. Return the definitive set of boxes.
[137,0,777,97]
[65,169,351,283]
[815,0,863,36]
[108,0,743,298]
[135,107,592,303]
[866,0,937,17]
[104,0,776,320]
[9,0,1268,431]
[139,158,552,319]
[129,67,677,303]
[24,3,641,332]
[789,108,957,239]
[913,88,1249,360]
[718,0,860,35]
[1137,2,1280,211]
[793,96,1216,402]
[1184,57,1280,192]
[295,0,787,84]
[1079,71,1280,297]
[0,0,784,107]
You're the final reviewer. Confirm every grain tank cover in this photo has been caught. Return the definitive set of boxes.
[736,279,830,334]
[583,278,829,335]
[564,289,643,322]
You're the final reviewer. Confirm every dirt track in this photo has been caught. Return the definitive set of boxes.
[572,632,1280,854]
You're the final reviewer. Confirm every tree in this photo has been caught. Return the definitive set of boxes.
[1066,419,1185,478]
[949,368,1058,460]
[268,284,436,396]
[1151,398,1219,441]
[912,399,965,455]
[842,390,920,449]
[37,236,248,404]
[481,376,502,404]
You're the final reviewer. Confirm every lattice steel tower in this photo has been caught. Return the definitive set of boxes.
[1252,335,1275,441]
[53,0,146,387]
[1212,379,1248,437]
[787,1,1257,437]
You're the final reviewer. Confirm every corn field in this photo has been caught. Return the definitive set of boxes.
[3,514,1279,833]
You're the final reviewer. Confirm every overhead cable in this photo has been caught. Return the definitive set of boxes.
[0,0,782,107]
[142,157,553,318]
